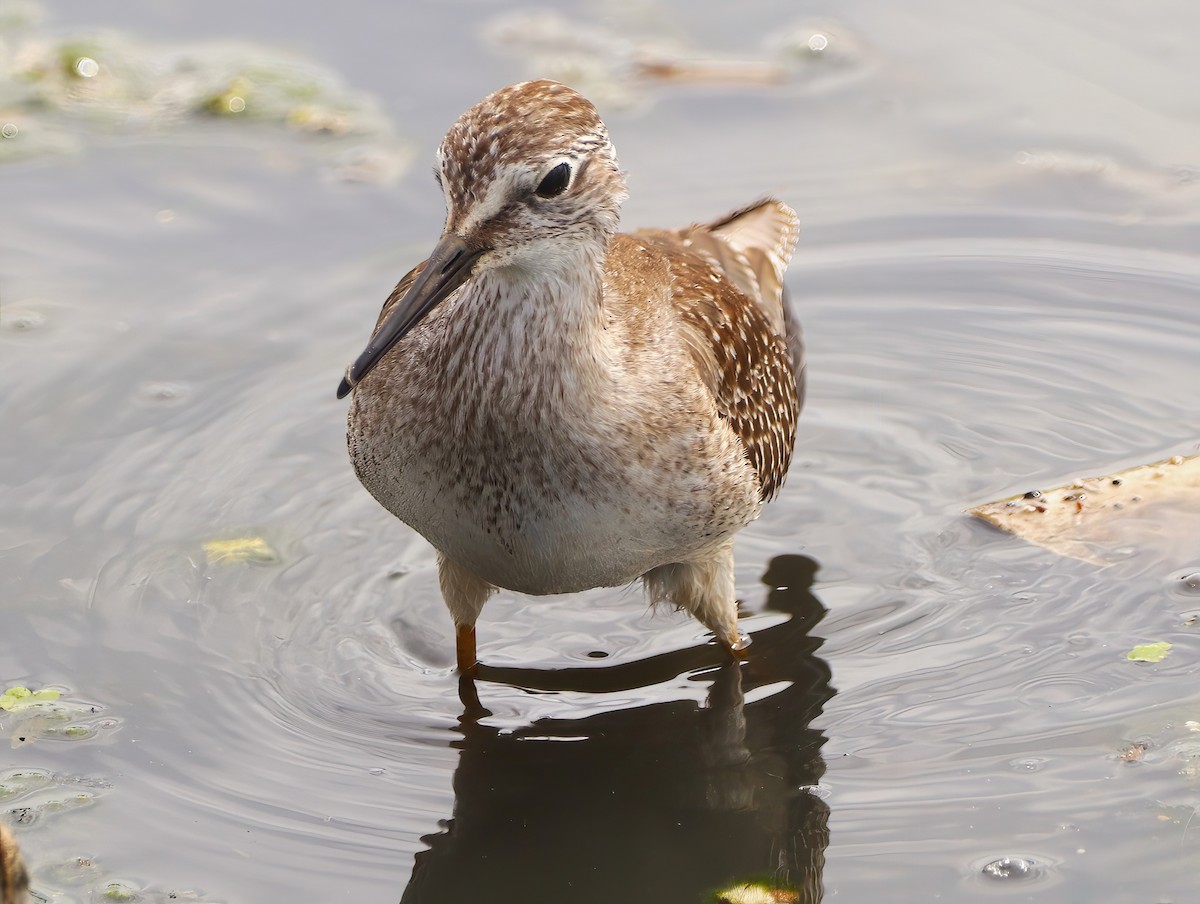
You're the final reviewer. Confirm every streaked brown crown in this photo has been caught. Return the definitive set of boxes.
[435,80,627,247]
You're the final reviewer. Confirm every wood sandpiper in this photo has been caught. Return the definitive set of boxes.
[0,823,29,904]
[338,80,804,674]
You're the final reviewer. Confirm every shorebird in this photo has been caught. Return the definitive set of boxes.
[338,80,803,674]
[0,823,30,904]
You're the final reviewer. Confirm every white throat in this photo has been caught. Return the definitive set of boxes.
[446,243,612,384]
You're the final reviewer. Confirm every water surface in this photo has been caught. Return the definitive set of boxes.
[2,1,1199,901]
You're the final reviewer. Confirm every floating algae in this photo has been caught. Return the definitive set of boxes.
[0,14,410,180]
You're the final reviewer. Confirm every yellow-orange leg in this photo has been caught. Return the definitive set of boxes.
[438,554,493,677]
[456,623,478,676]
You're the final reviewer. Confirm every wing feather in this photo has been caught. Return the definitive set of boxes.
[631,199,802,500]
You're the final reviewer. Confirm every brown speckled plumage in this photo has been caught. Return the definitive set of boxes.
[0,823,30,904]
[341,81,804,672]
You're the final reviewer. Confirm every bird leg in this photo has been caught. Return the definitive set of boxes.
[643,541,750,655]
[437,553,497,675]
[455,624,478,676]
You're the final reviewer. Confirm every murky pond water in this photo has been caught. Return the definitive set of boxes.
[3,1,1199,901]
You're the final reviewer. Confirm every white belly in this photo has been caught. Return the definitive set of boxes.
[348,396,760,594]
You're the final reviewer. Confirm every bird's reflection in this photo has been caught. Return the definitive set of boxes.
[400,555,833,903]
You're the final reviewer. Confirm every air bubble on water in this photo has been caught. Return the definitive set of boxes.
[137,381,190,405]
[1010,757,1045,772]
[981,856,1038,881]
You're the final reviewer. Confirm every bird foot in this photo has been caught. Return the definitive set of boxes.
[725,632,752,657]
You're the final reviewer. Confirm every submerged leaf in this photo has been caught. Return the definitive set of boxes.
[203,536,278,565]
[1126,642,1172,663]
[102,883,139,902]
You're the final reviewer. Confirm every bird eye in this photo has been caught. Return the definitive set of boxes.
[535,162,571,198]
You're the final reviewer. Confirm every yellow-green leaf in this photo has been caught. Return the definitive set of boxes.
[712,881,799,904]
[0,686,61,711]
[203,536,278,565]
[1126,642,1172,663]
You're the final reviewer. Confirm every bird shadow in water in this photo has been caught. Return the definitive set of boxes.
[399,554,834,904]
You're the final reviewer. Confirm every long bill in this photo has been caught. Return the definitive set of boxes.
[336,233,486,399]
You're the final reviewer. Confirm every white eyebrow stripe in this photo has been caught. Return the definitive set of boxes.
[458,164,523,233]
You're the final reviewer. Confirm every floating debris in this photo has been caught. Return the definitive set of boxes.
[633,57,789,86]
[202,536,278,566]
[6,33,388,130]
[0,767,106,830]
[481,10,869,107]
[101,883,138,902]
[712,881,799,904]
[1126,642,1173,664]
[968,453,1200,564]
[0,21,410,180]
[0,687,60,712]
[0,768,54,803]
[0,687,114,747]
[1,767,211,901]
[1119,740,1150,762]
